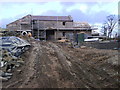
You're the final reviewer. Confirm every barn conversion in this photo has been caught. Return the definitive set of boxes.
[6,14,93,41]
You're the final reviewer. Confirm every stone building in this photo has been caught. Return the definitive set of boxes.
[6,14,92,41]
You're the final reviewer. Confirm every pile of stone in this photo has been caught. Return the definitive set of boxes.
[0,36,30,81]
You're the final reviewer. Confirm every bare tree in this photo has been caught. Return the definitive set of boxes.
[101,25,107,36]
[104,15,117,38]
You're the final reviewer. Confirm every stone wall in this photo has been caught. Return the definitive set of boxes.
[82,41,119,49]
[33,21,73,29]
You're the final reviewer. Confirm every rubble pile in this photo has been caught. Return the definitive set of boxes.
[0,36,30,81]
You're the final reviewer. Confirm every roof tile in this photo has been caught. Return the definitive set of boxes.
[32,16,73,21]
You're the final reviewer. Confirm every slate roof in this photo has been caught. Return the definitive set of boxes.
[73,22,91,28]
[7,14,73,26]
[32,15,73,21]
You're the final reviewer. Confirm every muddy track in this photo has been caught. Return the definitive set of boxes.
[2,41,119,88]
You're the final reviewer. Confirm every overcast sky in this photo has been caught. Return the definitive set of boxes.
[0,1,118,29]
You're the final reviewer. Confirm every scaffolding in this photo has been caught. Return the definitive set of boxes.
[56,16,59,40]
[34,20,47,40]
[31,15,34,37]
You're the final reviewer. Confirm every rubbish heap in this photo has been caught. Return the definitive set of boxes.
[0,36,31,81]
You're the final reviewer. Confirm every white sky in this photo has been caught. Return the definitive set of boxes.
[0,0,119,2]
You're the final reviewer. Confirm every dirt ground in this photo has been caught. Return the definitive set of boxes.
[2,41,119,88]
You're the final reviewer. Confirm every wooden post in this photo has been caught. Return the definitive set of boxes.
[31,15,34,37]
[37,20,39,39]
[44,22,46,41]
[56,16,58,40]
[20,20,21,31]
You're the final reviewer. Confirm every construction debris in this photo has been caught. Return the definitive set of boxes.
[57,37,70,43]
[0,36,30,56]
[80,46,87,49]
[0,36,31,81]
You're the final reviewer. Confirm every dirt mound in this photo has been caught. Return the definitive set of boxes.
[2,41,119,88]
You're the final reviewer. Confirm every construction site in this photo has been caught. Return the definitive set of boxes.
[0,14,119,88]
[1,39,119,88]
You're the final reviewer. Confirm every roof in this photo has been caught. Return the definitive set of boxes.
[73,22,91,28]
[7,14,31,26]
[6,15,73,26]
[32,15,73,21]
